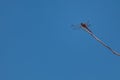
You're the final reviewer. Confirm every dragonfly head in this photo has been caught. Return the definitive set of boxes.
[80,23,87,28]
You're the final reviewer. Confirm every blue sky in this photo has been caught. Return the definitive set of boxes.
[0,0,120,80]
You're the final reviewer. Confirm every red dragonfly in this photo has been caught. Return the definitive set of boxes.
[72,22,120,56]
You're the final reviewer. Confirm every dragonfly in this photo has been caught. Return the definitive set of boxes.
[72,22,120,56]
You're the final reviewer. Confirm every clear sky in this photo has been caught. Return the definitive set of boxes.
[0,0,120,80]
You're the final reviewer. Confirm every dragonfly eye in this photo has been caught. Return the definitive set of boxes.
[81,23,83,25]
